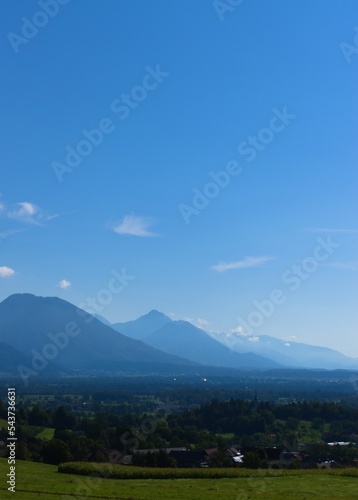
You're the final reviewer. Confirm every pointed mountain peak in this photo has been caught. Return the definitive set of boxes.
[112,309,172,341]
[145,309,171,320]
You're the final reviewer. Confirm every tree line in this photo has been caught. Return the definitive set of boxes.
[0,397,357,466]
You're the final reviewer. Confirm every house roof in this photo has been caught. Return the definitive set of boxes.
[327,441,356,447]
[135,447,188,454]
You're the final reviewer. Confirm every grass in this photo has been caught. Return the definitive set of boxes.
[35,427,55,440]
[1,458,358,499]
[216,432,235,439]
[0,417,54,440]
[59,462,358,479]
[0,418,8,429]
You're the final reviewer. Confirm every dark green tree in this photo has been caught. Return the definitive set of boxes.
[41,439,72,465]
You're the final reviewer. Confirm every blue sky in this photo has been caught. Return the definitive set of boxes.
[1,0,357,355]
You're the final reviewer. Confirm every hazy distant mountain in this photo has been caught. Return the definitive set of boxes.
[2,294,353,376]
[1,340,69,378]
[120,318,280,369]
[112,310,173,341]
[208,332,358,371]
[115,309,358,371]
[92,314,112,327]
[0,342,62,376]
[0,294,197,377]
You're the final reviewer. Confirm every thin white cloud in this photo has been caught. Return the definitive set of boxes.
[112,214,157,237]
[229,326,247,335]
[0,228,27,243]
[326,261,358,271]
[185,317,210,329]
[8,202,39,223]
[0,266,15,278]
[303,228,358,234]
[284,342,291,347]
[211,256,273,272]
[228,327,264,342]
[58,279,71,289]
[19,202,36,215]
[7,201,57,225]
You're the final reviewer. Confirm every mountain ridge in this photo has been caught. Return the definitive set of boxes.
[1,294,356,375]
[112,309,173,341]
[208,331,358,370]
[0,294,198,381]
[142,319,280,369]
[112,309,358,371]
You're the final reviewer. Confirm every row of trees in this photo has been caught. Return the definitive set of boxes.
[1,398,358,466]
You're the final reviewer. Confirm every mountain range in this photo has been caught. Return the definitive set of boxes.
[113,312,279,369]
[111,310,358,371]
[0,294,357,382]
[0,294,197,380]
[208,331,358,371]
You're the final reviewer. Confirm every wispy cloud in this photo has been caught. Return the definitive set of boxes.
[303,227,358,234]
[7,202,39,224]
[229,326,247,335]
[185,317,210,329]
[211,256,273,272]
[0,266,15,278]
[0,228,29,245]
[6,201,57,225]
[227,326,260,342]
[112,214,157,237]
[58,279,71,289]
[326,261,358,271]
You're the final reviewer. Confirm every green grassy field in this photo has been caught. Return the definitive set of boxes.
[0,458,357,499]
[35,427,55,440]
[0,417,54,440]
